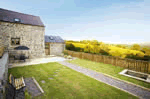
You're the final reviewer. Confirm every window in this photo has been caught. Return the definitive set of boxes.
[11,38,20,45]
[14,18,20,22]
[49,37,53,40]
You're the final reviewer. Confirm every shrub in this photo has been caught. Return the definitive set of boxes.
[67,55,72,59]
[64,55,68,58]
[74,47,83,52]
[84,43,92,53]
[116,44,127,49]
[130,44,141,51]
[63,51,69,55]
[72,43,85,49]
[90,45,100,54]
[141,47,150,56]
[66,43,75,51]
[65,42,85,52]
[107,46,145,59]
[65,40,146,60]
[61,53,64,56]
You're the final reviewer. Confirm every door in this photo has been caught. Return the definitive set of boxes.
[45,43,50,55]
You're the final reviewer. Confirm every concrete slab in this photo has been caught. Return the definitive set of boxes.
[9,56,68,68]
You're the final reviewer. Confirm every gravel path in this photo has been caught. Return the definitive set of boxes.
[58,61,150,99]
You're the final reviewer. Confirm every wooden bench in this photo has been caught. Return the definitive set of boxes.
[9,74,26,90]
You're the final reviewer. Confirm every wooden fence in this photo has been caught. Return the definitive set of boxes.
[64,50,150,74]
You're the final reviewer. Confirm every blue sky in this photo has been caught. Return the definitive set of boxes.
[0,0,149,44]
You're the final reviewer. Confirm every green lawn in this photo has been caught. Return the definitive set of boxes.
[8,62,138,99]
[67,58,150,89]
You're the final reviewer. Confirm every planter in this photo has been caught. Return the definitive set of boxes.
[119,69,150,83]
[67,55,72,59]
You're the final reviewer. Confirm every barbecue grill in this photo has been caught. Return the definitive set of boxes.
[14,46,30,62]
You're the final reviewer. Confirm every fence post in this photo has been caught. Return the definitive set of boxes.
[111,57,113,65]
[103,56,105,63]
[82,52,84,59]
[135,60,137,71]
[92,54,94,61]
[72,51,73,56]
[148,61,150,73]
[116,57,118,66]
[128,59,131,69]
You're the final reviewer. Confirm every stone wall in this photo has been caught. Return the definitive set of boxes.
[0,21,45,58]
[50,43,65,55]
[0,52,9,99]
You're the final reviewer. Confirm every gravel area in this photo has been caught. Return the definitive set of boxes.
[58,61,150,99]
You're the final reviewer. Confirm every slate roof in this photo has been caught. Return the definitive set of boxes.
[0,8,44,27]
[45,35,65,43]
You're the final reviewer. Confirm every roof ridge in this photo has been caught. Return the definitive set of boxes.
[45,35,64,43]
[0,8,44,26]
[0,8,39,17]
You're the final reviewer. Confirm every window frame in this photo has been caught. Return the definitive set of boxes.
[14,18,21,23]
[11,38,20,45]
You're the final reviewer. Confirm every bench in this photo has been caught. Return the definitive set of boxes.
[9,74,26,90]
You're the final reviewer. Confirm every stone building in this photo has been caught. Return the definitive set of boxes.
[0,8,45,58]
[45,35,65,55]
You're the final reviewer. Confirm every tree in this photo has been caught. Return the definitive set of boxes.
[130,44,141,51]
[66,43,75,51]
[116,44,127,49]
[84,43,91,53]
[99,41,104,46]
[142,47,150,56]
[91,40,99,45]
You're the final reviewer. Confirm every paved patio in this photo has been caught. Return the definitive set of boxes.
[9,56,75,68]
[58,61,150,99]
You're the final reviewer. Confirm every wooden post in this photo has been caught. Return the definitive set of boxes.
[111,57,113,65]
[140,61,142,72]
[148,62,150,73]
[116,57,118,66]
[82,53,84,59]
[92,54,94,61]
[103,56,105,63]
[128,60,129,69]
[134,60,136,71]
[135,61,137,71]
